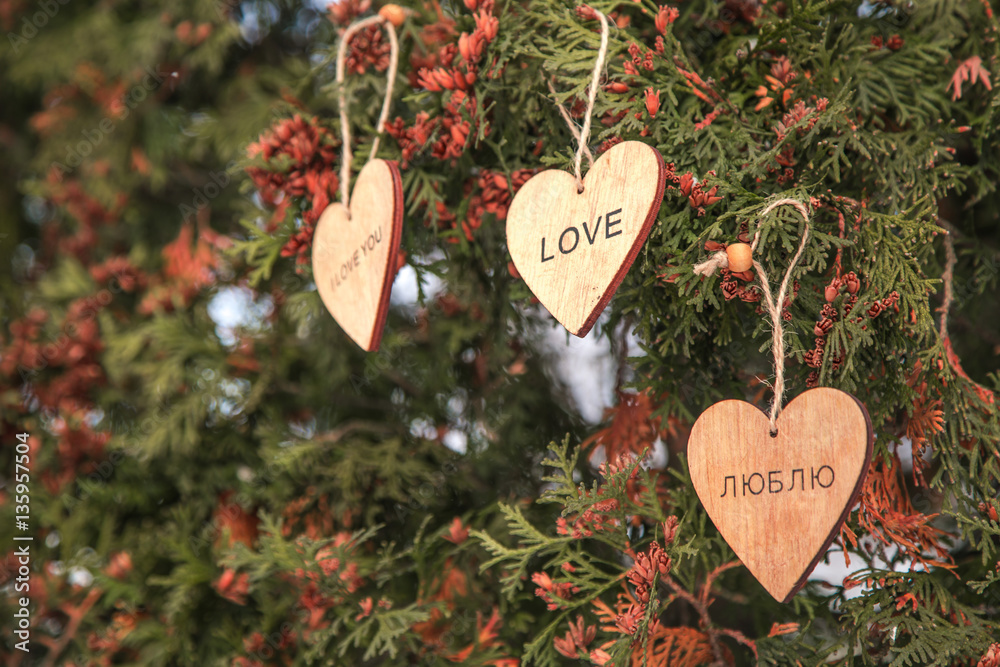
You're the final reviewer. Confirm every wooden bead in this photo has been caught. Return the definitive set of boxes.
[378,4,406,27]
[726,242,753,273]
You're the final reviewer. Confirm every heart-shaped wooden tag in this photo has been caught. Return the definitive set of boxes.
[505,141,665,336]
[687,387,873,602]
[311,158,403,352]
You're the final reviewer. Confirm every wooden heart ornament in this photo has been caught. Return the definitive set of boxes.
[506,141,665,336]
[311,158,403,352]
[687,387,874,602]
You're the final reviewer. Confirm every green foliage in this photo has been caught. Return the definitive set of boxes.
[1,0,998,665]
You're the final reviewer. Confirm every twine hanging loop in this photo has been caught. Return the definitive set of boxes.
[548,7,609,192]
[751,199,811,435]
[335,15,400,209]
[691,198,812,435]
[573,9,608,192]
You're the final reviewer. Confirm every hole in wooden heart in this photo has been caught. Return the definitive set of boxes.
[769,428,778,438]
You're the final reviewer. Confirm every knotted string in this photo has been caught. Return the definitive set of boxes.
[692,198,811,435]
[548,8,609,192]
[546,79,594,169]
[692,249,729,276]
[752,199,810,435]
[335,15,399,210]
[574,9,608,191]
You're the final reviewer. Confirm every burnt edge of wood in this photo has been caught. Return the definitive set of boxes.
[365,159,404,353]
[574,143,667,338]
[780,390,875,603]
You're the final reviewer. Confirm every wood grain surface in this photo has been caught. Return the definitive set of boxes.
[311,158,403,352]
[505,141,665,336]
[687,387,874,602]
